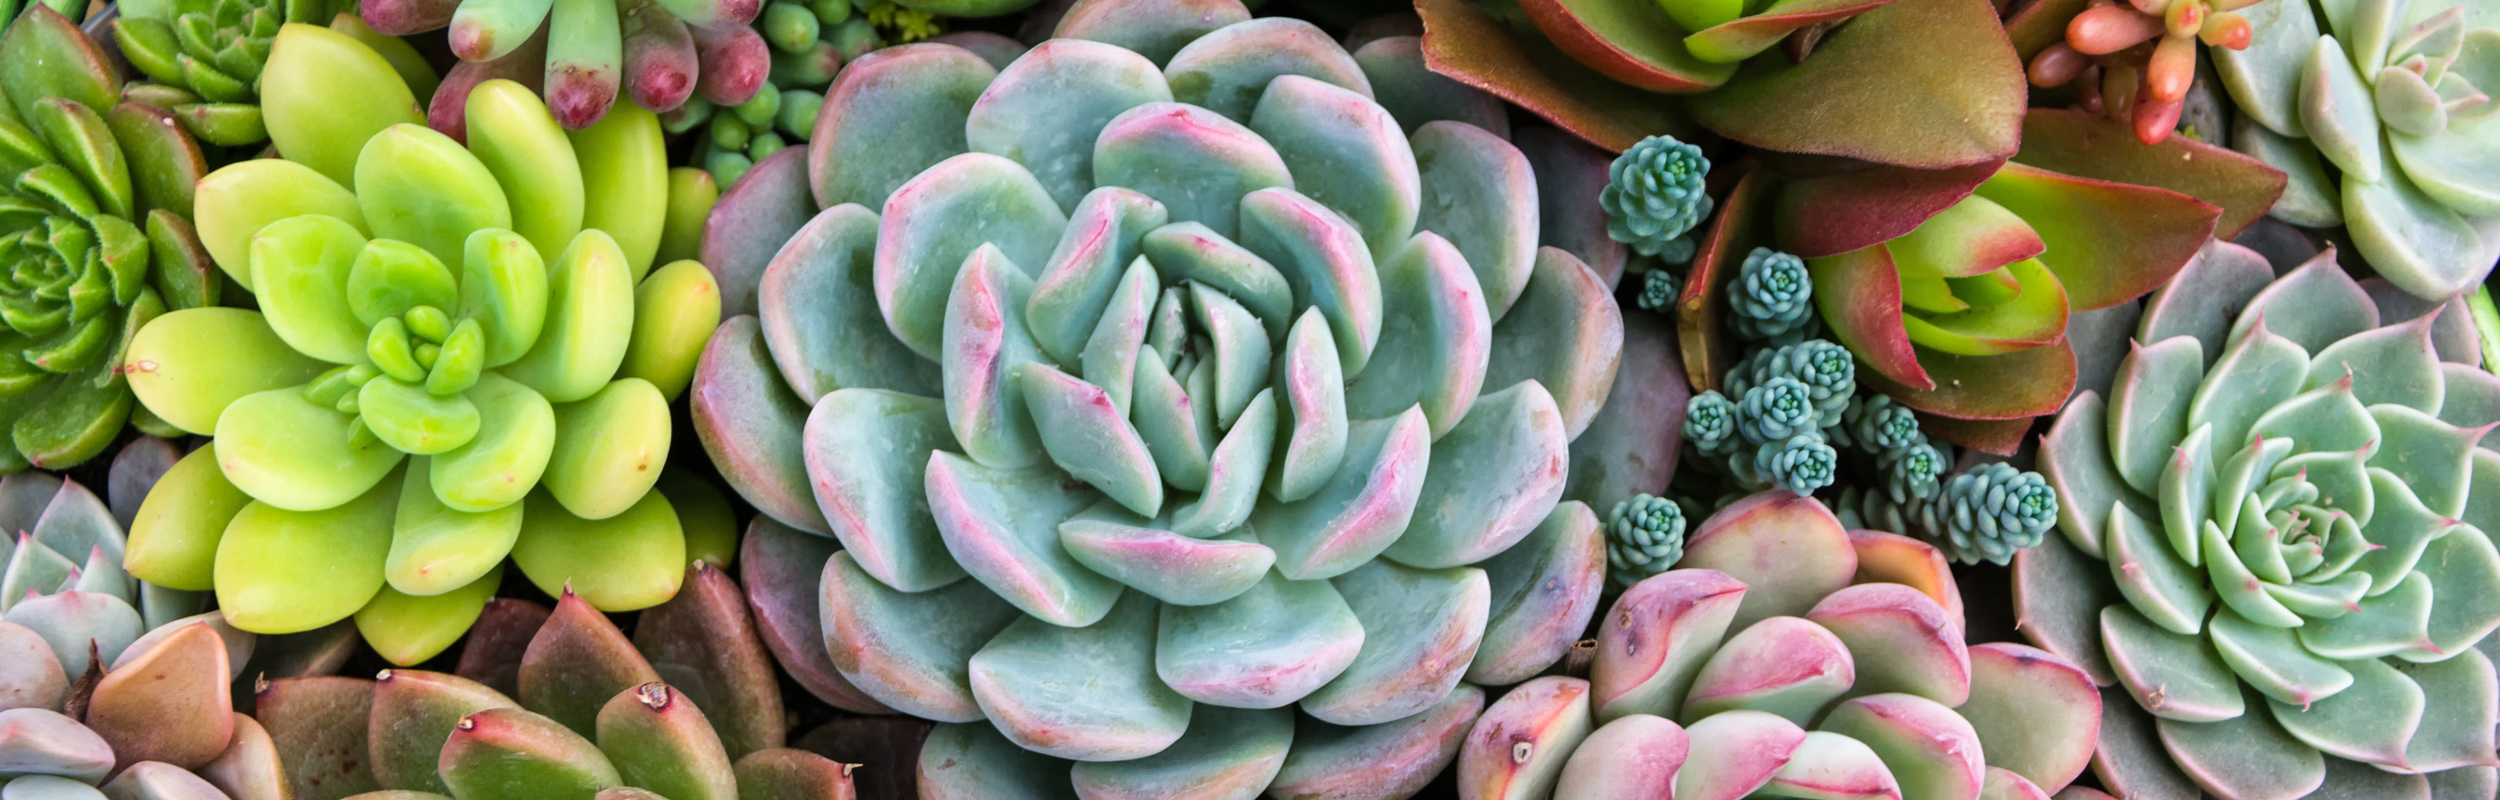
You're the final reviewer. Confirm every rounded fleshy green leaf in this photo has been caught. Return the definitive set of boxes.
[369,669,521,793]
[819,551,1020,722]
[1807,582,1970,706]
[2106,336,2206,497]
[1152,568,1362,708]
[1266,682,1481,800]
[1301,560,1486,725]
[967,591,1190,762]
[1238,186,1383,377]
[876,154,1068,362]
[249,215,375,366]
[213,475,397,635]
[618,259,720,402]
[541,378,669,520]
[499,230,634,405]
[354,124,514,266]
[1818,693,1987,800]
[116,446,235,593]
[1469,501,1603,686]
[2153,695,2326,800]
[758,204,939,402]
[1343,232,1489,438]
[213,388,405,512]
[1588,569,1747,724]
[1092,102,1293,241]
[801,389,961,592]
[1020,363,1162,517]
[1679,615,1854,725]
[257,23,424,190]
[1162,17,1372,123]
[2344,154,2497,304]
[1550,714,1689,800]
[514,589,662,737]
[1249,75,1418,262]
[1384,380,1565,569]
[2389,106,2500,218]
[1068,704,1291,800]
[966,39,1172,211]
[690,317,826,533]
[190,164,368,292]
[915,721,1078,800]
[1026,189,1169,369]
[124,308,330,436]
[1267,308,1347,503]
[509,489,684,612]
[437,707,622,800]
[355,564,502,666]
[1676,491,1857,632]
[2269,655,2424,768]
[925,451,1111,626]
[807,43,995,212]
[387,458,521,596]
[359,378,482,455]
[1251,407,1431,580]
[429,372,557,513]
[1058,503,1272,606]
[463,79,585,260]
[2100,602,2245,723]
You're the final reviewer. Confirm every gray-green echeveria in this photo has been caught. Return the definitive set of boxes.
[691,0,1632,792]
[2032,244,2500,799]
[2212,0,2500,300]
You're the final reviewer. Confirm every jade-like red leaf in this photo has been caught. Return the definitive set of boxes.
[1860,340,2079,421]
[2002,0,2090,61]
[1806,242,1931,391]
[1972,161,2219,312]
[1769,153,2007,258]
[2013,109,2286,240]
[1685,0,2024,168]
[1681,165,1772,392]
[1417,0,1695,152]
[1916,413,2038,456]
[1512,0,1737,92]
[1683,0,1904,66]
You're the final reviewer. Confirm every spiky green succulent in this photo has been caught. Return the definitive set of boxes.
[1603,493,1684,588]
[2212,0,2500,301]
[109,0,361,146]
[2031,248,2500,799]
[1460,492,2107,800]
[692,0,1629,789]
[1727,247,1813,343]
[117,32,719,655]
[0,9,217,474]
[1600,134,1709,261]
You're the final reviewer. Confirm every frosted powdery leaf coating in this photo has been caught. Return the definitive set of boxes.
[700,0,1624,789]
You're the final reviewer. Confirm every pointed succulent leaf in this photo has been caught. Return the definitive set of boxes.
[1589,569,1747,724]
[818,551,1020,722]
[1676,491,1856,632]
[2368,406,2480,518]
[1469,501,1604,686]
[1249,408,1431,580]
[438,707,621,800]
[801,389,961,592]
[914,722,1077,800]
[1152,568,1362,708]
[86,621,234,770]
[1067,705,1292,800]
[2229,250,2380,353]
[256,676,382,800]
[1457,675,1592,800]
[2107,337,2205,498]
[1806,244,1929,391]
[444,599,546,699]
[691,317,827,534]
[1057,506,1272,606]
[2268,656,2424,768]
[516,589,661,738]
[1686,0,2022,168]
[877,154,1068,362]
[630,562,784,759]
[595,684,737,800]
[2037,394,2135,556]
[1807,583,1970,705]
[1672,710,1807,800]
[2393,647,2499,771]
[2153,696,2326,800]
[2186,324,2310,462]
[2138,241,2276,366]
[1026,189,1170,369]
[2307,315,2446,413]
[368,669,519,793]
[967,592,1190,762]
[808,44,994,212]
[509,490,685,612]
[728,749,857,800]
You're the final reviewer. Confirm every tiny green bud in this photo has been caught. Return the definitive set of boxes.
[763,2,819,53]
[733,81,781,128]
[428,318,486,396]
[749,131,786,162]
[303,364,360,408]
[367,317,426,383]
[414,342,441,370]
[707,151,754,189]
[662,98,715,135]
[777,89,822,140]
[405,305,452,342]
[710,115,750,152]
[807,0,850,25]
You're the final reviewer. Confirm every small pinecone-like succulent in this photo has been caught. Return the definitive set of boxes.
[1724,339,1853,428]
[1837,393,1923,454]
[1600,135,1712,258]
[1735,377,1820,444]
[1603,494,1685,588]
[1923,462,2054,565]
[1752,433,1837,497]
[1727,247,1813,342]
[1877,439,1948,505]
[1634,268,1678,313]
[1683,390,1739,459]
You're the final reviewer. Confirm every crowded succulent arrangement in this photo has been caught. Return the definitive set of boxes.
[0,0,2494,796]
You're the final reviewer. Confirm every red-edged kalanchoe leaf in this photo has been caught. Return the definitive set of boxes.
[1767,153,2007,259]
[631,561,786,760]
[1856,341,2080,422]
[1968,162,2218,313]
[736,517,894,714]
[1685,0,2025,168]
[517,588,662,738]
[2012,109,2287,240]
[1508,0,1738,93]
[368,669,520,794]
[595,683,738,800]
[1805,241,1927,390]
[1413,0,1693,153]
[255,676,381,800]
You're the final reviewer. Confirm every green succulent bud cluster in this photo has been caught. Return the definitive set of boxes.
[1683,389,1738,458]
[1602,493,1685,588]
[1917,462,2054,565]
[110,0,359,146]
[1634,266,1678,312]
[1726,246,1816,343]
[1599,134,1709,262]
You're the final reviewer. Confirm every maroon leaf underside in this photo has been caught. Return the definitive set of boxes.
[1805,241,1931,390]
[1861,339,2078,421]
[2013,108,2287,240]
[1417,0,1695,153]
[1767,153,2008,258]
[1684,0,2026,168]
[1681,164,1772,392]
[1916,413,2037,455]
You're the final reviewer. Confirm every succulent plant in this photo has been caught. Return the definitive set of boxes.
[2025,245,2500,799]
[106,0,366,146]
[1602,493,1685,589]
[1,616,266,800]
[116,38,718,654]
[1599,135,1710,262]
[1726,247,1815,344]
[1458,491,2106,800]
[2023,0,2274,145]
[1634,268,1678,313]
[2209,0,2500,301]
[693,0,1632,791]
[0,7,218,474]
[3,440,201,678]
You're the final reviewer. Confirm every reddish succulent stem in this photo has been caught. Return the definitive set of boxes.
[429,26,550,143]
[2069,4,2165,54]
[2030,42,2090,87]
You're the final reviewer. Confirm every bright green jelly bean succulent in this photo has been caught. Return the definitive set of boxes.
[0,6,216,474]
[697,0,1632,790]
[2030,245,2500,799]
[117,37,716,652]
[109,0,361,146]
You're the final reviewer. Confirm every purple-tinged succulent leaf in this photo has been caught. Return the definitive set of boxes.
[925,451,1114,626]
[915,722,1076,800]
[4,590,143,678]
[453,598,549,698]
[2010,531,2119,685]
[105,438,180,532]
[1589,570,1747,724]
[100,761,233,800]
[1677,491,1856,631]
[883,155,1068,364]
[967,592,1190,762]
[1020,364,1165,517]
[1386,382,1564,568]
[730,749,857,800]
[1343,234,1488,438]
[2226,250,2379,354]
[1057,509,1273,606]
[1152,568,1362,708]
[1094,104,1294,243]
[1164,18,1372,124]
[86,622,234,770]
[1673,710,1805,800]
[2012,109,2289,240]
[1550,714,1686,800]
[801,390,960,592]
[369,670,520,793]
[1468,501,1604,686]
[2138,242,2275,366]
[818,551,1019,722]
[968,41,1172,213]
[1847,529,1963,631]
[2153,695,2325,800]
[1026,189,1171,370]
[1140,224,1294,342]
[1067,705,1291,800]
[1969,163,2217,313]
[760,205,941,403]
[1807,583,1969,706]
[1514,128,1627,287]
[737,520,893,715]
[2268,657,2423,769]
[0,708,114,783]
[1678,616,1854,725]
[1251,75,1418,264]
[1457,676,1593,800]
[1053,0,1251,66]
[595,684,737,800]
[1238,188,1386,378]
[703,147,815,320]
[1355,38,1512,141]
[1687,0,2023,169]
[1981,767,2051,800]
[808,44,995,212]
[2359,280,2481,367]
[1249,409,1432,580]
[692,317,828,534]
[1561,306,1674,506]
[517,589,662,738]
[1303,561,1488,726]
[1963,643,2101,794]
[438,707,622,800]
[255,676,381,800]
[1819,694,1987,800]
[632,563,786,759]
[1271,682,1482,800]
[1488,249,1623,444]
[0,620,67,712]
[1757,730,1904,800]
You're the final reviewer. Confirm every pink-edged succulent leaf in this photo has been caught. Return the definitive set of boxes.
[0,708,113,783]
[2012,109,2288,240]
[517,589,662,739]
[1807,243,1929,391]
[1807,583,1970,706]
[1303,561,1489,726]
[1859,340,2078,422]
[924,451,1117,627]
[1488,248,1624,443]
[1414,0,1694,154]
[1818,693,1988,800]
[1412,121,1539,323]
[818,551,1020,723]
[691,317,828,534]
[2138,241,2275,368]
[808,43,995,213]
[1682,166,1771,391]
[936,244,1049,469]
[1250,76,1420,266]
[1970,162,2218,313]
[801,389,961,593]
[2099,604,2243,723]
[701,147,816,320]
[737,518,894,715]
[965,42,1172,215]
[966,592,1191,762]
[452,598,549,698]
[1458,675,1594,800]
[1164,18,1374,124]
[1067,706,1292,800]
[2009,529,2120,685]
[1093,104,1292,244]
[1342,234,1487,439]
[915,722,1076,800]
[1153,567,1362,708]
[729,748,857,800]
[1514,127,1630,287]
[883,155,1068,364]
[369,670,520,794]
[2228,249,2379,355]
[1981,767,2052,800]
[85,622,234,771]
[1551,714,1688,800]
[759,204,941,403]
[255,676,381,800]
[5,591,141,677]
[1963,643,2102,794]
[1758,730,1906,800]
[1237,187,1387,377]
[1589,569,1748,723]
[1563,302,1680,508]
[1051,0,1252,66]
[1846,529,1963,631]
[2152,695,2327,800]
[1677,490,1857,631]
[2391,649,2500,772]
[1469,501,1605,686]
[1678,615,1855,725]
[1687,0,2023,169]
[631,562,786,760]
[1770,155,2007,259]
[438,707,622,800]
[1019,363,1166,518]
[0,621,67,712]
[2266,657,2424,770]
[1674,710,1806,800]
[1249,409,1433,580]
[1268,683,1483,800]
[1058,510,1274,606]
[1386,382,1566,568]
